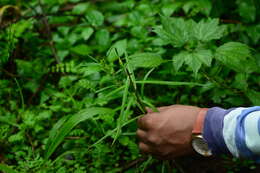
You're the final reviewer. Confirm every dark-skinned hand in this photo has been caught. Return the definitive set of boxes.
[137,105,201,159]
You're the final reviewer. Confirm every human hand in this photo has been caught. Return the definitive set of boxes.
[137,105,201,159]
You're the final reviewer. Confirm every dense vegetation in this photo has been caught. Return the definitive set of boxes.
[0,0,260,172]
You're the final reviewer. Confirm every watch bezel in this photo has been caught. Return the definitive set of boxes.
[192,135,212,157]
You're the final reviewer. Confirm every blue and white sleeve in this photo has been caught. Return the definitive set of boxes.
[203,106,260,162]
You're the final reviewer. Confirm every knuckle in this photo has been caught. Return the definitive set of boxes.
[147,134,158,144]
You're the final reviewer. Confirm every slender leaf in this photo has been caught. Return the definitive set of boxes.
[135,80,204,86]
[45,107,113,159]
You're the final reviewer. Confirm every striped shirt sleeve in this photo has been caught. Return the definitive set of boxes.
[203,106,260,162]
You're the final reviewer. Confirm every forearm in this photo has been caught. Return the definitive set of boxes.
[203,106,260,161]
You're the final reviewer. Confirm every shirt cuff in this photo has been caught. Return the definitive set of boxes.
[203,107,234,155]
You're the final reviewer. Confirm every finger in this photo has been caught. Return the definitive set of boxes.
[137,114,156,130]
[139,142,151,154]
[136,129,147,140]
[136,129,150,144]
[137,116,149,130]
[157,106,170,112]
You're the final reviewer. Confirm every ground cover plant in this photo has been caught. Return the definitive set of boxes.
[0,0,260,172]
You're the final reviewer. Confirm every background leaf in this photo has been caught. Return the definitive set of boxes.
[129,53,163,68]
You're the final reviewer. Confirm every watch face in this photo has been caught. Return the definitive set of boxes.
[192,137,212,157]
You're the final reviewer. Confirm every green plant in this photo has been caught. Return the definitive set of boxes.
[0,0,259,172]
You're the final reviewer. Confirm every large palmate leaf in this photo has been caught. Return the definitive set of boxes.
[215,42,258,73]
[154,16,194,47]
[194,49,213,66]
[129,53,163,68]
[193,19,226,42]
[45,107,113,160]
[173,49,212,74]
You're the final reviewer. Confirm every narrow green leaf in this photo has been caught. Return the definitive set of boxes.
[141,68,155,97]
[45,107,113,160]
[113,78,130,144]
[193,18,226,42]
[135,80,204,86]
[129,53,163,68]
[45,115,70,155]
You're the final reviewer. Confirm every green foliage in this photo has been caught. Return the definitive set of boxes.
[0,0,259,172]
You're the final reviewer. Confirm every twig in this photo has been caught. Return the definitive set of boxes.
[38,0,61,64]
[124,66,146,114]
[65,136,88,140]
[28,72,49,105]
[120,156,148,172]
[220,19,242,24]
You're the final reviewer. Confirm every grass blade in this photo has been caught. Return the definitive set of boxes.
[112,78,130,145]
[141,68,155,98]
[136,80,205,86]
[45,107,113,160]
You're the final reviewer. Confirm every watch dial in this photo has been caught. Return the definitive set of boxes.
[192,138,212,157]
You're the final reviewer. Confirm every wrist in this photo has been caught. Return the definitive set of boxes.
[192,108,208,135]
[191,108,212,157]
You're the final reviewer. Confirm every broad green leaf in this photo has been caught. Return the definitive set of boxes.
[107,39,127,62]
[184,52,202,74]
[183,0,212,16]
[81,27,94,41]
[95,29,110,46]
[78,63,102,76]
[112,39,127,57]
[129,53,163,68]
[193,19,226,42]
[246,25,260,45]
[161,2,182,16]
[72,3,89,14]
[215,42,257,73]
[0,164,17,173]
[70,44,91,55]
[173,50,211,73]
[247,90,260,105]
[233,73,248,90]
[237,0,256,22]
[155,16,192,47]
[173,51,188,71]
[194,49,212,66]
[45,107,113,159]
[86,10,104,26]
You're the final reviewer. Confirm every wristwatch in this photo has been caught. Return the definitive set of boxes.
[191,108,212,157]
